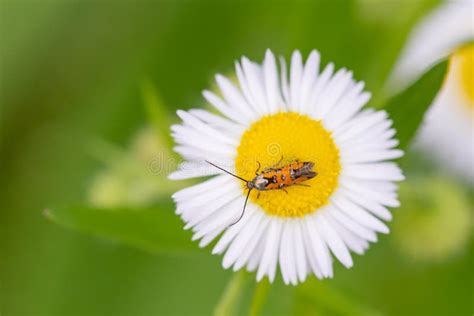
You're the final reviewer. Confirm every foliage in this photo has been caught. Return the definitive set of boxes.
[3,0,472,315]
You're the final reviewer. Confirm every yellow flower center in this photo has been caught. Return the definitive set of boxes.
[453,43,474,107]
[235,112,341,217]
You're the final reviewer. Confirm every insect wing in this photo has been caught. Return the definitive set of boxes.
[293,162,317,182]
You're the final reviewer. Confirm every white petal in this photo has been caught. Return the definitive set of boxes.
[173,145,234,163]
[188,109,245,137]
[314,69,353,120]
[343,162,405,181]
[177,180,238,212]
[349,179,399,193]
[257,218,283,282]
[325,215,368,255]
[263,49,283,113]
[344,123,396,148]
[331,194,390,234]
[301,222,323,279]
[293,220,308,282]
[202,90,248,125]
[289,50,303,111]
[171,124,236,154]
[299,50,321,114]
[307,62,335,117]
[233,214,270,271]
[177,110,239,146]
[199,226,226,248]
[192,198,246,240]
[325,86,370,131]
[235,61,264,116]
[279,56,290,110]
[340,177,401,207]
[315,212,353,268]
[342,138,400,154]
[341,149,404,163]
[327,205,378,242]
[212,206,255,255]
[242,57,270,114]
[279,220,298,285]
[303,217,333,278]
[172,174,231,201]
[180,190,241,227]
[340,187,393,221]
[222,209,262,269]
[247,231,267,272]
[278,221,291,285]
[169,161,221,180]
[335,110,388,143]
[215,74,257,121]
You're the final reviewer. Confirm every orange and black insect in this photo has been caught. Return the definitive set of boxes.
[206,158,317,225]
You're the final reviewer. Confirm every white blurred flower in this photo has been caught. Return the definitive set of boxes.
[88,127,178,208]
[390,0,474,183]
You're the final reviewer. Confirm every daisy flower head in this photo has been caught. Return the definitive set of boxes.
[390,0,474,183]
[170,50,404,285]
[416,44,474,184]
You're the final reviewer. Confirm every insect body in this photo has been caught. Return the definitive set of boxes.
[249,161,317,191]
[206,159,317,225]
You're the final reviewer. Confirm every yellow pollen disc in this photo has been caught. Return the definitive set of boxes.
[453,43,474,107]
[235,112,341,218]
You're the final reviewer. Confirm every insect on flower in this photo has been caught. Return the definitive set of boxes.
[171,50,404,284]
[206,158,317,225]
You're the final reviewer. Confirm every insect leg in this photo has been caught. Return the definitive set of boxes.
[263,155,285,173]
[282,188,288,194]
[296,183,311,187]
[272,155,284,168]
[277,155,283,166]
[255,161,261,175]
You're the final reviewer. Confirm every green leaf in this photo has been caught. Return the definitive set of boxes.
[383,60,448,150]
[140,79,175,150]
[44,200,199,255]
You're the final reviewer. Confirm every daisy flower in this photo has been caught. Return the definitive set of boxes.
[170,49,404,285]
[390,0,474,184]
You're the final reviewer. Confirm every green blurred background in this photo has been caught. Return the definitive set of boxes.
[1,0,472,315]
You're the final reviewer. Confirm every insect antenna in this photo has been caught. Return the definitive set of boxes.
[229,188,252,226]
[205,160,251,226]
[205,160,248,182]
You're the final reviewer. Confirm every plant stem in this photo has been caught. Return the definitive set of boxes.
[214,271,247,316]
[248,279,270,316]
